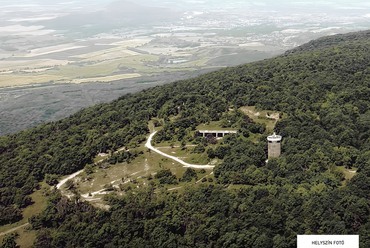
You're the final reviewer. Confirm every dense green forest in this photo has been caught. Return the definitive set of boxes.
[1,30,369,247]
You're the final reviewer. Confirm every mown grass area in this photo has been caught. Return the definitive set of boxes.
[157,146,210,165]
[0,225,36,248]
[22,187,48,220]
[16,227,36,248]
[240,106,282,132]
[153,140,184,147]
[0,220,27,234]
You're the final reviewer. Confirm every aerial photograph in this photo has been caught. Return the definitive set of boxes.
[0,0,369,247]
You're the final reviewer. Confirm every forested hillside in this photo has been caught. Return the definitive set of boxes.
[1,30,369,247]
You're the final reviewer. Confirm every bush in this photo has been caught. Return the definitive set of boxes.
[192,144,205,154]
[181,168,198,182]
[155,169,178,185]
[45,174,59,186]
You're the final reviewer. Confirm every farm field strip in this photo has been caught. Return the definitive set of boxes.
[22,44,87,58]
[71,74,142,83]
[0,59,69,71]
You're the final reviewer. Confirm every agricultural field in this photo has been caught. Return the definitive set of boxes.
[0,35,276,88]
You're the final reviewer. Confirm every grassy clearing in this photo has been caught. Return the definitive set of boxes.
[76,144,187,197]
[0,188,47,233]
[78,155,150,194]
[0,225,36,248]
[22,188,48,220]
[94,153,109,163]
[15,227,36,248]
[337,166,357,181]
[240,106,281,132]
[0,185,48,247]
[75,130,214,206]
[157,146,209,165]
[74,119,226,203]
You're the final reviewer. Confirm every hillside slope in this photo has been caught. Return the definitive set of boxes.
[1,30,369,247]
[285,30,370,54]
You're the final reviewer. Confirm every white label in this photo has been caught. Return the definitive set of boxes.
[297,235,359,248]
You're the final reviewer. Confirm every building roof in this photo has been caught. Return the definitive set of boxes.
[198,130,238,133]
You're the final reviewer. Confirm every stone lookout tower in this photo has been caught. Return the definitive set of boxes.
[267,133,282,158]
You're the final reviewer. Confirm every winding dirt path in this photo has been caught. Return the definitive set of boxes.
[2,170,84,237]
[1,132,214,238]
[196,172,214,184]
[0,223,29,237]
[56,169,84,189]
[57,130,214,203]
[145,131,214,169]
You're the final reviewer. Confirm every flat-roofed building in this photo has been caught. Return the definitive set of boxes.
[198,130,237,138]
